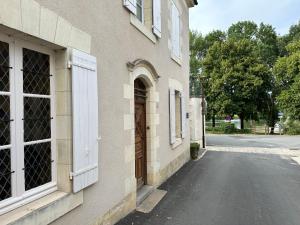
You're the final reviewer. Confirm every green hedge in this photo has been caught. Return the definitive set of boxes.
[206,122,252,134]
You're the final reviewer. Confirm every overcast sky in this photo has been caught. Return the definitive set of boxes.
[189,0,300,36]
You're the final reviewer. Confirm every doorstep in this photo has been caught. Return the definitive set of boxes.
[136,189,167,213]
[136,185,154,206]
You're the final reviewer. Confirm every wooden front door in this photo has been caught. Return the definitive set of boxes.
[134,79,147,190]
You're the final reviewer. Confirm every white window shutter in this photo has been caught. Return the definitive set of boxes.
[153,0,162,38]
[169,88,176,144]
[71,49,99,193]
[171,2,180,57]
[181,92,186,138]
[123,0,137,15]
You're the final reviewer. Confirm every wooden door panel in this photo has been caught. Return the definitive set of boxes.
[135,100,147,190]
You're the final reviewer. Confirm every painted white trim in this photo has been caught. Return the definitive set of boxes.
[23,139,52,146]
[152,0,162,38]
[123,0,137,15]
[0,35,57,214]
[168,78,184,148]
[0,91,11,96]
[0,145,12,150]
[170,0,182,64]
[0,184,57,215]
[23,93,51,99]
[70,164,98,177]
[70,62,96,71]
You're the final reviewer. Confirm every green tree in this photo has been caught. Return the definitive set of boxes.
[278,21,300,56]
[202,39,270,129]
[228,21,258,40]
[256,23,279,132]
[274,40,300,120]
[189,30,226,126]
[189,21,300,132]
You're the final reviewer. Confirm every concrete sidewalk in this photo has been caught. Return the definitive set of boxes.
[117,149,300,225]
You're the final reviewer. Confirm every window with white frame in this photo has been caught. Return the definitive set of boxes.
[0,36,55,213]
[171,0,181,59]
[123,0,162,38]
[169,87,186,145]
[136,0,144,23]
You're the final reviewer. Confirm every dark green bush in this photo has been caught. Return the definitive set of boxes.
[190,143,200,160]
[284,120,300,135]
[190,142,200,150]
[206,122,252,134]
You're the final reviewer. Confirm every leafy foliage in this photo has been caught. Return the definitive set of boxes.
[190,20,300,131]
[206,122,252,134]
[274,40,300,120]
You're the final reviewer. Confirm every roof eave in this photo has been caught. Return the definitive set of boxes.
[186,0,198,8]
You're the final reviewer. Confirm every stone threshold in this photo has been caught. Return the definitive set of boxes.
[136,189,167,213]
[136,185,155,206]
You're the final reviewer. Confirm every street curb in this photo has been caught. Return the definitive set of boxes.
[291,157,300,166]
[207,134,300,137]
[206,146,300,157]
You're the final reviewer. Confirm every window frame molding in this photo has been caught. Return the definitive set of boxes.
[0,33,57,215]
[168,78,184,149]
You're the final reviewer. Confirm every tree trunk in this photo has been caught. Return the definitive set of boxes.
[240,114,245,130]
[212,114,216,128]
[269,117,276,135]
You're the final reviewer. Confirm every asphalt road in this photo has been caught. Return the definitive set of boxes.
[117,151,300,225]
[207,135,300,149]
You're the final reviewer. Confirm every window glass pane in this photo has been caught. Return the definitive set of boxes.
[0,149,12,201]
[23,48,52,192]
[23,48,50,95]
[136,0,143,22]
[0,41,12,202]
[24,97,51,142]
[0,41,10,92]
[0,95,10,146]
[175,91,181,138]
[24,142,52,191]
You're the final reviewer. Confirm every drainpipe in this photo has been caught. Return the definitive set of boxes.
[199,75,206,149]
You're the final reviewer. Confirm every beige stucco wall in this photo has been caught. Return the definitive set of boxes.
[0,0,191,224]
[44,1,190,224]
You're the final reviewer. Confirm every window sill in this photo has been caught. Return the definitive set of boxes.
[0,191,83,225]
[172,138,183,149]
[171,53,182,66]
[130,14,157,44]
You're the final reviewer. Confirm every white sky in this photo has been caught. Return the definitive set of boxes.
[189,0,300,35]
